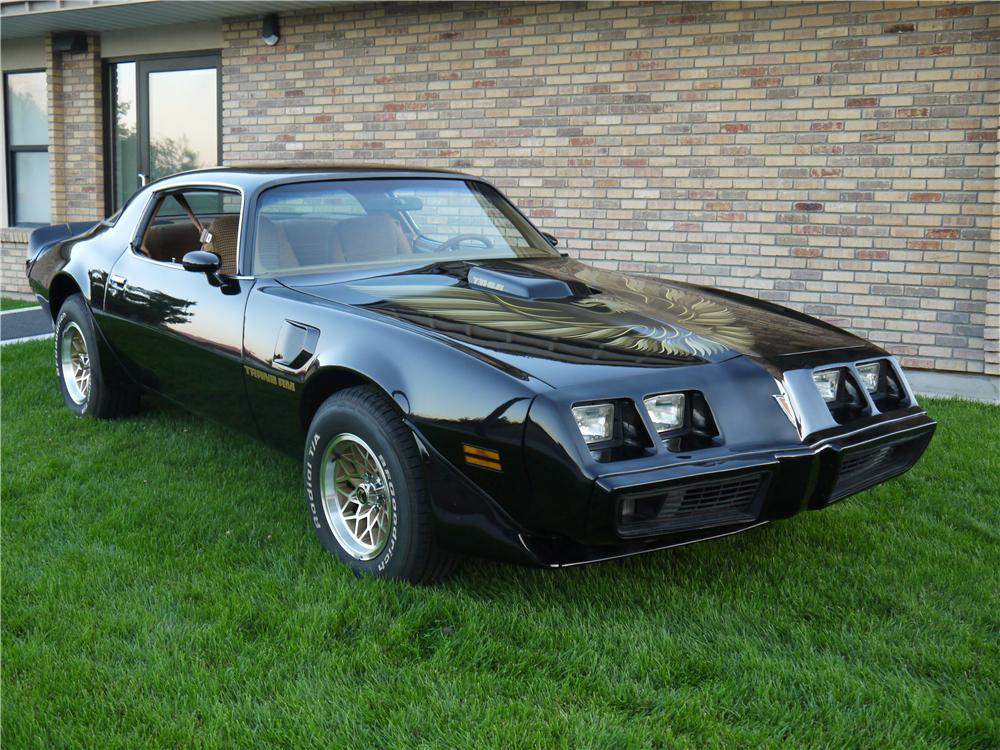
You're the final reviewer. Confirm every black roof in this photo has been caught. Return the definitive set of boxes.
[149,163,477,193]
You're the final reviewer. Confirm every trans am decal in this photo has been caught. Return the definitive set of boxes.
[244,365,296,392]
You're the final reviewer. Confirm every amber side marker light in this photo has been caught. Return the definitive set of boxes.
[463,444,502,472]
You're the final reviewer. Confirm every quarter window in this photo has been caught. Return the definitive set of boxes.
[4,70,50,226]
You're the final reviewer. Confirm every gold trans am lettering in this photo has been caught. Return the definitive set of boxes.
[244,365,296,392]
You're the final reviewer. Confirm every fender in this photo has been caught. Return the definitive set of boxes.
[242,280,545,524]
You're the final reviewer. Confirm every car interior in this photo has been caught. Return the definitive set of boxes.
[255,212,415,273]
[138,190,241,274]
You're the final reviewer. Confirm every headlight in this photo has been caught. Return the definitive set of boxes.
[812,369,841,402]
[643,393,686,433]
[857,362,881,393]
[572,403,614,444]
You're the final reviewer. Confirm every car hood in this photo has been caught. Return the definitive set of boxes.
[280,256,869,386]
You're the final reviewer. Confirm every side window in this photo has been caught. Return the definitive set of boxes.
[138,188,242,274]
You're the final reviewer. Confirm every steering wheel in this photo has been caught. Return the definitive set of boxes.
[436,234,494,253]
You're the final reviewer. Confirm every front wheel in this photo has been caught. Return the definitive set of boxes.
[304,386,460,583]
[54,294,138,418]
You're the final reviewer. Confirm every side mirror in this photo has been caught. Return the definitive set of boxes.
[182,250,221,274]
[541,232,558,247]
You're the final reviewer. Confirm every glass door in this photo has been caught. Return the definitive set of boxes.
[107,54,220,213]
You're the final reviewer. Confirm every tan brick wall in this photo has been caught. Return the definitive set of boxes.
[47,32,104,224]
[0,230,31,296]
[222,1,999,376]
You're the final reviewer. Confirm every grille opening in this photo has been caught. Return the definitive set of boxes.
[618,471,769,537]
[830,432,931,502]
[821,368,871,425]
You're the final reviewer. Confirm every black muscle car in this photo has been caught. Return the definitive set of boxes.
[26,166,936,582]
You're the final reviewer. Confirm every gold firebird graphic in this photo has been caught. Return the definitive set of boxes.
[361,273,755,360]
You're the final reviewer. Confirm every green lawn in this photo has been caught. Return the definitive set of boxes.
[0,297,37,312]
[3,338,998,749]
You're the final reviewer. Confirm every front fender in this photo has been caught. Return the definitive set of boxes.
[243,281,547,522]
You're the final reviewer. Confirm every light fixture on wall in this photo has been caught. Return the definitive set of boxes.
[262,14,280,46]
[53,31,88,54]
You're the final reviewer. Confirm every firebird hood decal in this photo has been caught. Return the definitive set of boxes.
[283,256,864,371]
[359,282,746,361]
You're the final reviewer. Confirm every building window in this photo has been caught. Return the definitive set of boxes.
[4,69,50,226]
[106,54,220,214]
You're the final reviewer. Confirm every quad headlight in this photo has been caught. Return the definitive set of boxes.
[572,403,615,445]
[857,362,881,393]
[812,369,841,402]
[643,393,686,433]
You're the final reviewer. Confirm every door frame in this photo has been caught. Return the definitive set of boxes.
[102,50,222,217]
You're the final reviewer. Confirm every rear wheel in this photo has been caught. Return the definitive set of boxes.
[54,294,139,418]
[304,386,460,583]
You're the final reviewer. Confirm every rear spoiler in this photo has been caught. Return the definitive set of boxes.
[27,221,98,265]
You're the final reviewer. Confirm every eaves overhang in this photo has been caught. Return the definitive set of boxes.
[0,0,341,40]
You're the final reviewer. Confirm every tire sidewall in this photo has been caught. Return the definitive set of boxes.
[54,295,102,417]
[304,398,417,578]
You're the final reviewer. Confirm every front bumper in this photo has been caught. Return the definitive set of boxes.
[518,408,935,567]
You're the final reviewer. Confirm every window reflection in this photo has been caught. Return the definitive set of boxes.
[148,68,218,180]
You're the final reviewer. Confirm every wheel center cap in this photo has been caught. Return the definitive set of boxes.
[356,481,379,506]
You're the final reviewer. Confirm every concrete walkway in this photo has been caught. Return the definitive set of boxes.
[1,306,52,345]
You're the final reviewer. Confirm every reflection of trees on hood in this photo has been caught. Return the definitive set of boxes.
[362,283,739,359]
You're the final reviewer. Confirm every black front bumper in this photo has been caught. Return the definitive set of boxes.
[518,409,936,568]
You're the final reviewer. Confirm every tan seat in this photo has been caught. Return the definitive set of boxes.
[142,222,201,263]
[333,213,412,264]
[279,219,346,266]
[205,215,240,275]
[255,217,301,273]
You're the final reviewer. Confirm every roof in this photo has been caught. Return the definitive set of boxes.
[145,163,479,193]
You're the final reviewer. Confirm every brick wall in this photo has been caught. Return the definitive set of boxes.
[222,1,999,376]
[47,33,104,223]
[0,230,31,296]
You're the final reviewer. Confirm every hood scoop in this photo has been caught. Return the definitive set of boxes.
[467,265,581,300]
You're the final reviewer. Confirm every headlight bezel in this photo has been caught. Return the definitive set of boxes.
[857,361,882,393]
[811,368,842,403]
[642,392,687,435]
[571,401,616,446]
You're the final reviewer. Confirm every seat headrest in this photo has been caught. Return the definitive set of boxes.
[207,215,240,274]
[334,213,409,262]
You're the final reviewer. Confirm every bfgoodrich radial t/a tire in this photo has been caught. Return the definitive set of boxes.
[304,386,460,583]
[54,293,138,419]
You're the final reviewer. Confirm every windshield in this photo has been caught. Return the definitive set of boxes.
[252,178,559,275]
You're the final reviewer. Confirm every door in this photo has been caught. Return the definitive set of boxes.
[100,185,256,433]
[107,54,220,213]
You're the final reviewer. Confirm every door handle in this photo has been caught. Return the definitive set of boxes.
[108,274,127,292]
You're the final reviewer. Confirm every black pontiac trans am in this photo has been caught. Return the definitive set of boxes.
[26,166,936,582]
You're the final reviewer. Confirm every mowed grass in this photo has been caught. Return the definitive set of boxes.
[0,297,38,312]
[2,338,998,749]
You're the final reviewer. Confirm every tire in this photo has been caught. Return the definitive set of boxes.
[54,293,139,419]
[304,385,461,583]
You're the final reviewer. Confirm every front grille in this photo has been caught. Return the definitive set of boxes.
[618,471,769,537]
[831,432,931,502]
